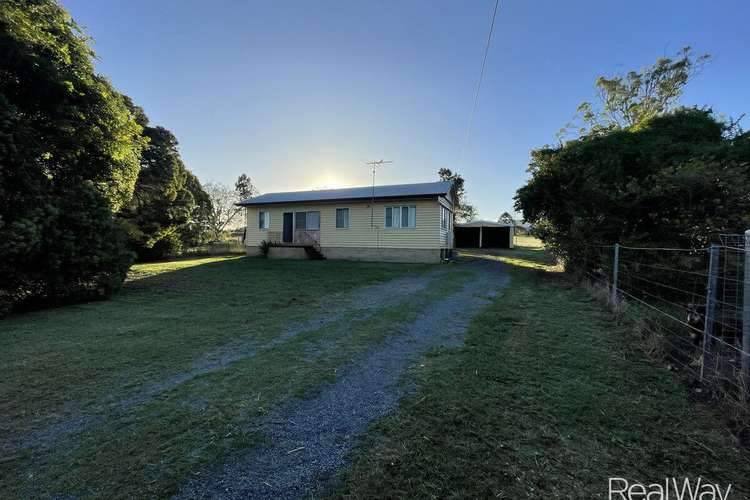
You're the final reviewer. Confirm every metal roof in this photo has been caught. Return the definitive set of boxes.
[238,181,452,206]
[455,220,513,228]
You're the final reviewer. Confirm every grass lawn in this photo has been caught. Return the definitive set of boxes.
[336,240,750,498]
[1,256,455,498]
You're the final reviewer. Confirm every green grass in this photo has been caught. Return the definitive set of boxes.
[335,247,750,498]
[460,235,559,271]
[1,255,467,498]
[6,249,748,498]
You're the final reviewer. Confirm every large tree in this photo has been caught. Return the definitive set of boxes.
[118,98,208,260]
[438,168,477,222]
[180,171,213,248]
[0,0,145,313]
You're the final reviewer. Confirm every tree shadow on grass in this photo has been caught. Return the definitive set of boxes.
[457,243,561,272]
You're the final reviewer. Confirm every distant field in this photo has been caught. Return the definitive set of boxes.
[514,233,544,248]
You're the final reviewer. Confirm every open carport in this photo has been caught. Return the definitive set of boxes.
[454,221,514,249]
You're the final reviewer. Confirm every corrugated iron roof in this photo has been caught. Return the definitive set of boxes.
[238,181,452,206]
[455,220,513,228]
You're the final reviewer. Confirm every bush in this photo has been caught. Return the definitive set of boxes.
[259,240,272,257]
[0,183,135,312]
[515,109,750,271]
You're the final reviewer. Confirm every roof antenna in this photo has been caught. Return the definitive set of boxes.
[365,159,392,228]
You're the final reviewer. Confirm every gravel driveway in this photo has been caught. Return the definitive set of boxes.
[7,268,448,458]
[177,259,509,499]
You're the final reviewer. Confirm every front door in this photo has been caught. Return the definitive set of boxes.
[282,212,293,243]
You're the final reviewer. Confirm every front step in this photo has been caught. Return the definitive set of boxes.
[304,245,326,260]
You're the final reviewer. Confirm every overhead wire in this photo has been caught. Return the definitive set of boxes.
[459,0,500,166]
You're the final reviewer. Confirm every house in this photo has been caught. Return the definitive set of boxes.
[239,181,454,263]
[454,220,514,249]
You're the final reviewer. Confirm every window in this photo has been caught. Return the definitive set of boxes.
[306,211,320,230]
[441,206,451,230]
[385,206,416,228]
[258,211,270,230]
[295,212,306,230]
[336,208,349,228]
[294,211,320,231]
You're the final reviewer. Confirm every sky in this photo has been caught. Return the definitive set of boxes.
[63,0,750,220]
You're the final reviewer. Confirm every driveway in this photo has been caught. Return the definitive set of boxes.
[2,257,508,499]
[178,259,509,499]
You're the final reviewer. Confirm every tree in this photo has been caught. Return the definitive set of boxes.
[438,168,477,222]
[517,49,748,272]
[457,204,478,223]
[117,98,205,260]
[204,176,255,242]
[180,171,213,248]
[497,212,515,225]
[562,47,710,137]
[0,0,145,313]
[235,173,257,200]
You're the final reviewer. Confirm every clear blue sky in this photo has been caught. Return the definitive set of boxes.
[63,0,749,219]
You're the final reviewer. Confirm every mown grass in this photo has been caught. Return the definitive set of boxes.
[1,255,460,498]
[460,235,559,271]
[336,243,750,498]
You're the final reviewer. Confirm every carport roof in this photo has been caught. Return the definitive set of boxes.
[237,181,453,206]
[455,220,513,228]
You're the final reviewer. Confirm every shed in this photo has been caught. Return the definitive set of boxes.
[454,221,514,249]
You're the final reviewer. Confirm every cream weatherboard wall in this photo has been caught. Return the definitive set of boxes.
[438,195,454,248]
[245,198,447,251]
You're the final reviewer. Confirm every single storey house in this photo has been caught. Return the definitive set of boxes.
[239,181,454,263]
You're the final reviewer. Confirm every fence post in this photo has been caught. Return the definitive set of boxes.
[611,243,620,305]
[700,244,719,382]
[742,230,750,396]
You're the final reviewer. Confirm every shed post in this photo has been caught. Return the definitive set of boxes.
[611,244,620,305]
[509,224,515,249]
[742,230,750,397]
[479,225,483,248]
[701,244,719,382]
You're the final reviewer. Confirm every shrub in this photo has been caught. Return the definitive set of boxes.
[259,240,272,257]
[515,109,750,271]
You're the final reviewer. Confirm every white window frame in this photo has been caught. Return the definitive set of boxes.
[306,211,320,230]
[335,208,349,229]
[384,205,416,229]
[258,211,270,230]
[441,206,452,230]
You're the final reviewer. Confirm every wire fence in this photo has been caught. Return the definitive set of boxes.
[584,232,750,413]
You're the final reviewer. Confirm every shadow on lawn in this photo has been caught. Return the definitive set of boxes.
[121,255,430,304]
[457,239,561,272]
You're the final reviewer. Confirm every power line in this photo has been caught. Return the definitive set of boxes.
[460,0,500,166]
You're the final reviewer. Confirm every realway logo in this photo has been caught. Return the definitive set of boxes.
[609,477,732,500]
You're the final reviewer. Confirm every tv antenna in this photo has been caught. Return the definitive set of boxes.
[365,159,392,227]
